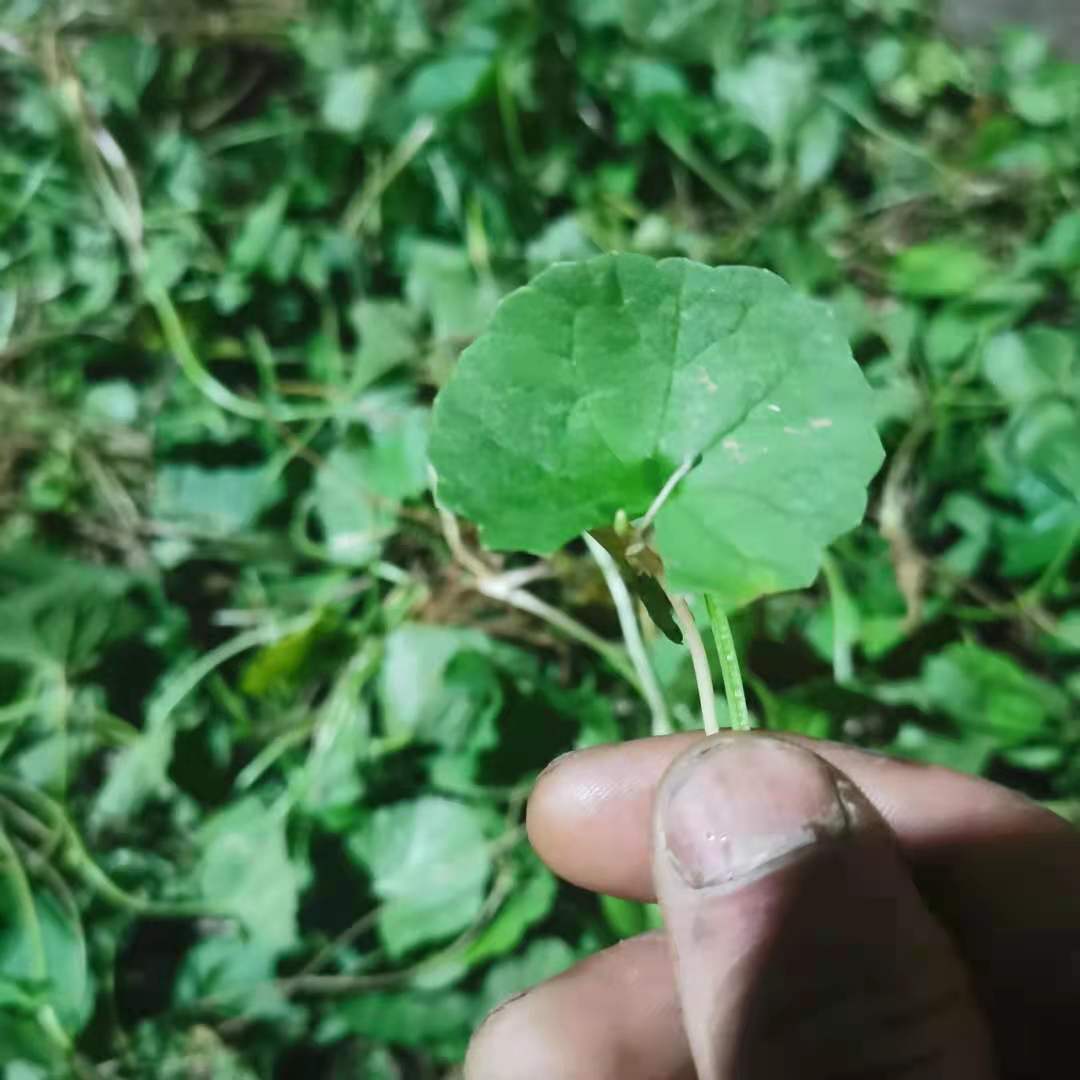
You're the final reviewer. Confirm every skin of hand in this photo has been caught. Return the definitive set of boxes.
[464,732,1080,1080]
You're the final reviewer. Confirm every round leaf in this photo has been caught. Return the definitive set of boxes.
[429,254,883,608]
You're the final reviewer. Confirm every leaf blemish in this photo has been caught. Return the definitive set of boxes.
[810,417,833,429]
[767,403,781,412]
[722,437,748,464]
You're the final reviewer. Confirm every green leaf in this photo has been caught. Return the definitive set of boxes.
[404,241,499,342]
[422,655,503,790]
[796,105,845,190]
[988,328,1080,503]
[84,380,139,425]
[889,722,997,775]
[619,0,746,63]
[230,186,290,273]
[0,888,89,1035]
[348,796,492,957]
[982,330,1075,404]
[364,406,430,501]
[311,445,394,566]
[1009,399,1080,502]
[240,619,332,699]
[430,254,883,607]
[891,242,993,298]
[526,216,599,271]
[406,54,493,115]
[1002,744,1065,771]
[934,493,993,576]
[921,642,1067,745]
[1008,63,1080,127]
[377,623,494,742]
[351,1047,401,1080]
[297,691,371,824]
[1040,210,1080,270]
[91,712,175,827]
[864,354,920,425]
[311,406,427,570]
[0,553,138,670]
[923,305,982,369]
[998,498,1080,578]
[322,66,380,133]
[1047,611,1080,654]
[479,937,575,1014]
[718,52,816,153]
[0,1010,63,1069]
[195,797,308,953]
[154,465,281,537]
[459,857,557,968]
[600,895,663,939]
[755,685,832,739]
[174,935,295,1024]
[173,807,308,1015]
[999,27,1050,77]
[319,989,476,1060]
[77,33,158,114]
[349,300,419,384]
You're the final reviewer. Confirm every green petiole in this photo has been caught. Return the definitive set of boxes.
[704,594,752,732]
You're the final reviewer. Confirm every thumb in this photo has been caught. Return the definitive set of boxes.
[653,733,997,1080]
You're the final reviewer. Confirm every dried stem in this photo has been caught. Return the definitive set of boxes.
[477,576,644,694]
[432,491,645,695]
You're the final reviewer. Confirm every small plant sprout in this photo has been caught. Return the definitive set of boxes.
[429,253,884,735]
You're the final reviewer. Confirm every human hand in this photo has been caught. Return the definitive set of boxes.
[465,732,1080,1079]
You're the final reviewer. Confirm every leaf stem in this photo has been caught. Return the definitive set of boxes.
[660,585,718,736]
[148,286,266,420]
[0,821,72,1053]
[478,577,643,694]
[0,778,217,919]
[149,617,312,729]
[704,595,752,732]
[432,495,646,696]
[1022,521,1080,607]
[342,115,436,235]
[635,454,698,534]
[820,552,857,686]
[657,126,752,215]
[583,533,671,736]
[495,59,528,174]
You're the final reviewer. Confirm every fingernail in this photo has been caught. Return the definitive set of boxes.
[659,735,854,890]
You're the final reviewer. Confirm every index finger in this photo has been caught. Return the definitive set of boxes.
[528,733,1077,901]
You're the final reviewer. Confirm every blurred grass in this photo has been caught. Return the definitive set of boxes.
[1,0,1079,1075]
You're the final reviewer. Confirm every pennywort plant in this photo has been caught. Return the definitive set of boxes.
[429,254,883,734]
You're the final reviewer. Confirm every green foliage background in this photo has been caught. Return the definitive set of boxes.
[1,0,1078,1075]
